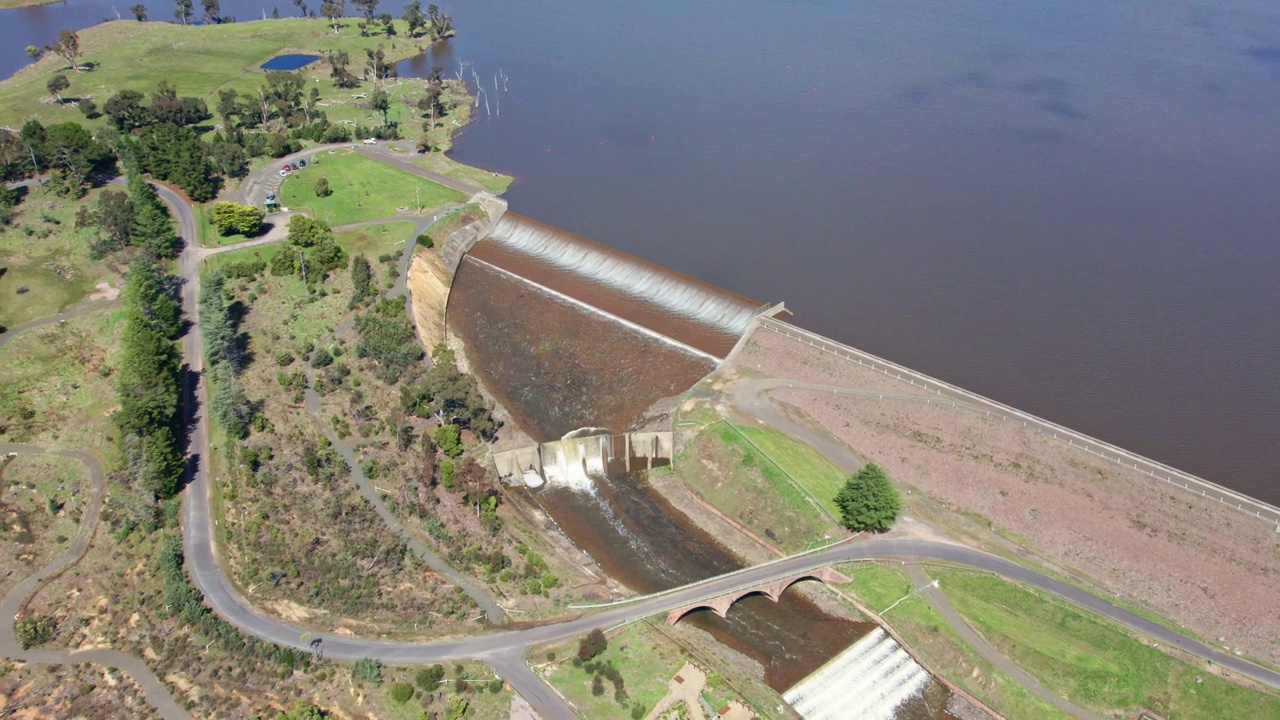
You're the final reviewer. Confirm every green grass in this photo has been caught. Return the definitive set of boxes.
[732,423,847,519]
[0,307,126,466]
[0,187,127,328]
[543,623,725,719]
[657,422,836,553]
[933,568,1280,718]
[337,221,417,257]
[838,563,1072,720]
[412,153,514,194]
[0,19,433,130]
[279,151,464,226]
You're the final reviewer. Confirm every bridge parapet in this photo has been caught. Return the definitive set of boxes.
[665,566,850,625]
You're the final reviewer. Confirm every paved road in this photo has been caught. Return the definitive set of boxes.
[0,444,187,720]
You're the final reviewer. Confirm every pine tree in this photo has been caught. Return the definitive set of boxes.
[834,463,902,532]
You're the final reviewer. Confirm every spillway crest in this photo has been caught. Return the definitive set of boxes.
[449,214,764,439]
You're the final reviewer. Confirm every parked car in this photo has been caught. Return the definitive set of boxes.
[363,138,377,145]
[278,170,288,177]
[289,163,299,171]
[298,159,307,168]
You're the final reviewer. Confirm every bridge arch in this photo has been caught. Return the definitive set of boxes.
[665,567,851,625]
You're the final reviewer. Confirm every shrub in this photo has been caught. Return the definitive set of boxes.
[591,674,605,696]
[388,682,414,703]
[15,615,55,649]
[546,651,556,662]
[434,424,462,458]
[439,459,455,490]
[311,347,333,368]
[416,233,434,248]
[577,628,607,662]
[488,678,503,693]
[416,664,445,691]
[314,176,332,198]
[222,259,267,279]
[350,657,383,685]
[275,350,295,366]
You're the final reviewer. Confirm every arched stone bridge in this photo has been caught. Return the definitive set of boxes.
[665,567,851,625]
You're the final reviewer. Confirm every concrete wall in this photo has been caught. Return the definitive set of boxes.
[491,431,675,482]
[440,191,509,279]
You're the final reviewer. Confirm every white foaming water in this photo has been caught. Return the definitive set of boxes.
[489,215,760,335]
[783,627,930,720]
[540,434,615,493]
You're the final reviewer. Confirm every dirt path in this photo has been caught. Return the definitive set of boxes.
[0,444,187,720]
[904,565,1104,720]
[0,299,122,349]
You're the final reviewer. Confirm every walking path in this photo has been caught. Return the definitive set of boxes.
[0,444,187,720]
[903,565,1104,720]
[0,299,122,349]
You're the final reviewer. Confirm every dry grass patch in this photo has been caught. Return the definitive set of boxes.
[0,454,86,597]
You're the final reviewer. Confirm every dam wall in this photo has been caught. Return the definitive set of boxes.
[446,212,770,439]
[474,212,765,358]
[441,192,508,277]
[757,317,1280,527]
[492,431,675,487]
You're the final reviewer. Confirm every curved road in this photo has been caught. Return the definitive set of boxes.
[0,444,187,720]
[146,174,1280,717]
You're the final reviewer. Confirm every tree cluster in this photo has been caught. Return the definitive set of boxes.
[200,272,256,437]
[210,201,265,236]
[399,345,495,439]
[269,215,348,283]
[354,298,424,384]
[74,172,178,258]
[4,119,114,198]
[115,258,184,500]
[834,462,902,532]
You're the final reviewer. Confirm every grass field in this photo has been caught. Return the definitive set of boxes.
[0,307,125,464]
[933,568,1280,718]
[279,150,464,225]
[412,153,514,194]
[732,423,846,519]
[0,19,433,129]
[838,562,1071,720]
[656,422,837,553]
[541,622,730,719]
[0,187,127,329]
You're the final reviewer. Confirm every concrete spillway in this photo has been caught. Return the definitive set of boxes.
[474,212,763,359]
[448,213,765,439]
[783,627,930,720]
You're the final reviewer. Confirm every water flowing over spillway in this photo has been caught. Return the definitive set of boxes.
[478,213,764,358]
[784,627,932,720]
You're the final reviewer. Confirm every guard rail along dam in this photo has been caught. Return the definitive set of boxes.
[440,193,1280,530]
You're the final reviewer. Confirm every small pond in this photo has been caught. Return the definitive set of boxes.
[260,54,321,71]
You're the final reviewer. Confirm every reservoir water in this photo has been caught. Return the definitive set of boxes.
[3,4,1275,492]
